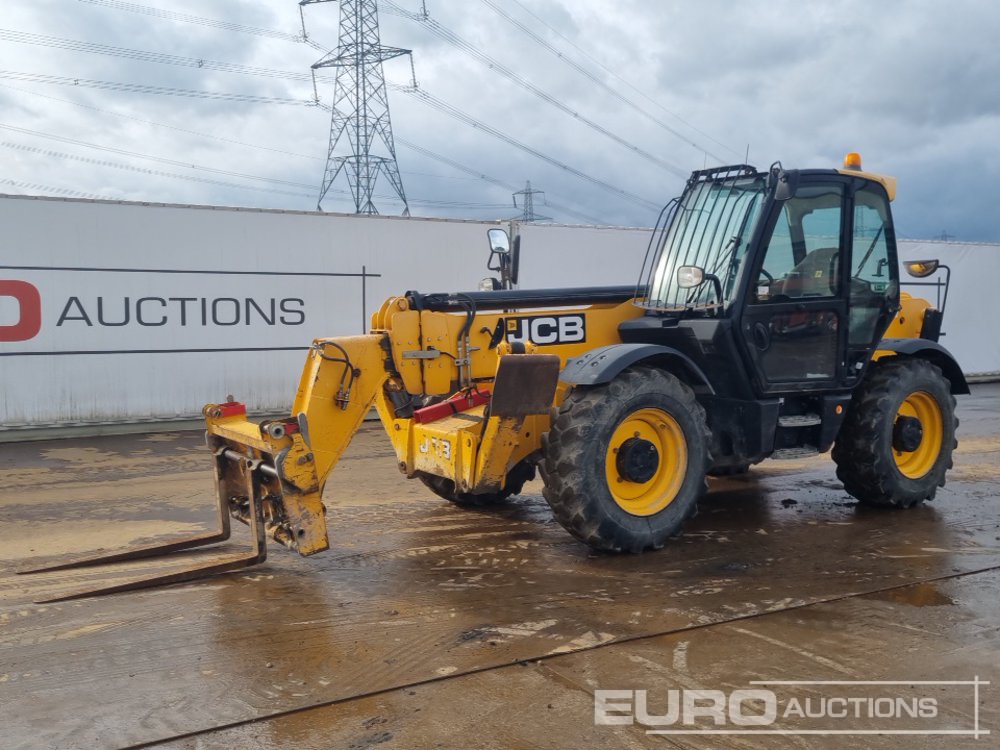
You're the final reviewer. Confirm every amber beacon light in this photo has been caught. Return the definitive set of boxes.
[843,152,863,170]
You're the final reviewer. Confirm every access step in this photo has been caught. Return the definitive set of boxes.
[772,446,820,460]
[778,413,822,428]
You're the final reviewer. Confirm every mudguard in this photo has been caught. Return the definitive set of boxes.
[560,343,714,393]
[876,338,970,395]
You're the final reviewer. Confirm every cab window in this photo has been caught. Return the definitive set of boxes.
[758,184,844,301]
[849,186,896,344]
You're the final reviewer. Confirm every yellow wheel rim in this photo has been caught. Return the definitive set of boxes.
[893,391,943,479]
[604,407,687,516]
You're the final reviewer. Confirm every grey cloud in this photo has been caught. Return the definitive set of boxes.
[0,1,997,240]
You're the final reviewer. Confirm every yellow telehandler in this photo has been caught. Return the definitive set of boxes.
[24,155,967,601]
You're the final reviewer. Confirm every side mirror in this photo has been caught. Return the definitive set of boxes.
[677,265,705,288]
[772,169,800,202]
[904,259,940,278]
[487,228,510,254]
[509,234,521,286]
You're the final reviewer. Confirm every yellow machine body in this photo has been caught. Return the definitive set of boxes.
[21,158,966,605]
[203,291,938,558]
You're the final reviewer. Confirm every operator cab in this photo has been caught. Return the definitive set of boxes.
[625,155,901,398]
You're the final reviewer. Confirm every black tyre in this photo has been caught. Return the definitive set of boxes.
[417,460,536,508]
[539,366,709,552]
[832,358,957,508]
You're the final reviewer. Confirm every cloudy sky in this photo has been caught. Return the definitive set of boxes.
[0,0,997,239]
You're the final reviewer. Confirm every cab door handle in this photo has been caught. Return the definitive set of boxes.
[752,322,770,351]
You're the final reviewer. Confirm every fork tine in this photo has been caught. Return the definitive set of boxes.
[23,450,268,603]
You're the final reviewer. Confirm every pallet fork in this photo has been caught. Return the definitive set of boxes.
[19,443,270,603]
[18,333,560,603]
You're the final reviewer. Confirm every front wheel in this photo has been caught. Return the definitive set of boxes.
[832,358,958,508]
[539,367,709,552]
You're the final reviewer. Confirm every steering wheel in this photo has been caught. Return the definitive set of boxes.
[759,268,774,284]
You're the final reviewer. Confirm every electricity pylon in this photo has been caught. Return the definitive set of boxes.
[513,181,551,222]
[301,0,411,215]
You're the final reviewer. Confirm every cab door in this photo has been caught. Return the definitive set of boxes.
[843,181,900,387]
[739,179,850,394]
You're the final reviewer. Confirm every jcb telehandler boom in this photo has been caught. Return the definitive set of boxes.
[24,155,968,601]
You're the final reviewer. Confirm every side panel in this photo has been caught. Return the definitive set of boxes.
[382,300,644,396]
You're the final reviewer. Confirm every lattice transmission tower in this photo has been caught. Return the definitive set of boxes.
[513,181,551,222]
[301,0,411,215]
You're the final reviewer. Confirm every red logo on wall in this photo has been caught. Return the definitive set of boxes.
[0,280,42,342]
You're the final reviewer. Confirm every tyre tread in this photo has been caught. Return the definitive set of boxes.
[832,358,958,508]
[539,367,709,552]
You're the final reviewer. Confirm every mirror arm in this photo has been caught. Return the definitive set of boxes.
[704,272,724,309]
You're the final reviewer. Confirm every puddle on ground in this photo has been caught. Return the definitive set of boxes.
[868,581,956,607]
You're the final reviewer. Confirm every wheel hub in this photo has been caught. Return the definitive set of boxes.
[615,437,660,484]
[604,407,687,517]
[893,415,924,453]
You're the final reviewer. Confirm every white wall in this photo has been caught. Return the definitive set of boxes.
[897,240,998,377]
[517,223,649,288]
[0,195,993,432]
[0,196,650,429]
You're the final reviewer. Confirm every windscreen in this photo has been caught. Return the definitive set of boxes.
[637,170,766,311]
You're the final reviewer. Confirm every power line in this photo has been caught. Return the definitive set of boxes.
[385,86,660,211]
[0,178,110,201]
[0,81,601,223]
[76,0,304,43]
[77,0,327,55]
[2,139,518,211]
[0,28,331,84]
[0,122,527,211]
[0,81,493,185]
[0,141,317,198]
[0,24,721,170]
[0,82,322,162]
[0,122,317,189]
[73,0,710,174]
[0,70,319,106]
[16,6,639,221]
[381,0,689,179]
[504,0,741,159]
[395,137,605,224]
[474,0,727,163]
[0,37,606,220]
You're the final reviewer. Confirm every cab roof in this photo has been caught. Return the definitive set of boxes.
[837,168,897,201]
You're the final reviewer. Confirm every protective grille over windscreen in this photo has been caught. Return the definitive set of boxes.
[636,165,766,312]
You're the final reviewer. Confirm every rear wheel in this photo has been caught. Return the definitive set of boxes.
[539,367,709,552]
[832,358,957,507]
[417,460,536,507]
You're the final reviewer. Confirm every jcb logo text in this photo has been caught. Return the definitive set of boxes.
[506,314,586,346]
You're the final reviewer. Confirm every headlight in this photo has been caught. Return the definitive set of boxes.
[479,277,501,291]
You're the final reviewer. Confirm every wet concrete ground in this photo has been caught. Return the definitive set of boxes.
[1,385,998,750]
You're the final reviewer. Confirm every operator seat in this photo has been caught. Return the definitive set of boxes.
[773,246,840,297]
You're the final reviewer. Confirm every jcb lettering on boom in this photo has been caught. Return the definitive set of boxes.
[506,314,586,346]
